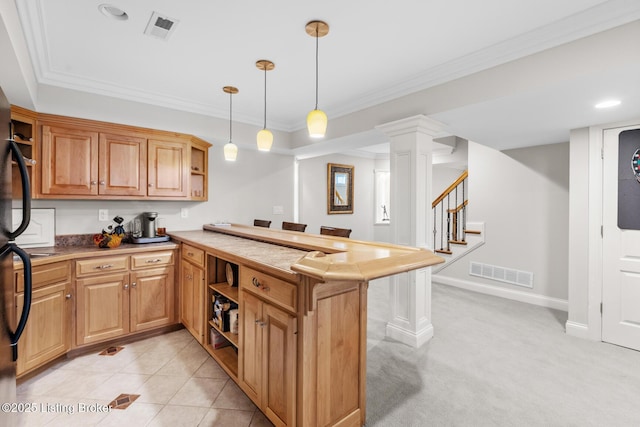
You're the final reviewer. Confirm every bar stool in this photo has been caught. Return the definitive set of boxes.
[253,219,272,228]
[282,221,307,232]
[320,226,352,238]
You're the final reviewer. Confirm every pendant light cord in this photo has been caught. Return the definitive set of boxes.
[314,24,319,110]
[229,92,233,142]
[263,68,267,130]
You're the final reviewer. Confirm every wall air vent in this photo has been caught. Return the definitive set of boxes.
[469,261,533,288]
[144,11,179,41]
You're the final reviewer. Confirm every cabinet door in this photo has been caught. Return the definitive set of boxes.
[16,282,71,375]
[148,139,188,197]
[76,273,130,345]
[240,291,262,404]
[263,303,296,427]
[130,266,175,332]
[41,125,98,195]
[180,260,204,342]
[98,132,147,196]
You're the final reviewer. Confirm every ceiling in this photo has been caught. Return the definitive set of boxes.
[5,0,640,153]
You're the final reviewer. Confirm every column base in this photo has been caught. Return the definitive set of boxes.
[385,321,434,348]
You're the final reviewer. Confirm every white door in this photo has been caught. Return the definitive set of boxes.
[602,124,640,350]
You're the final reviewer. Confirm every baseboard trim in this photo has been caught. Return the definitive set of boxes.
[565,320,590,339]
[385,322,434,348]
[433,274,568,312]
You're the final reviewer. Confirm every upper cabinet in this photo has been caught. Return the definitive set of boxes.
[10,106,38,200]
[35,114,210,200]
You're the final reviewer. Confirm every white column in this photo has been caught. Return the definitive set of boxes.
[376,115,445,348]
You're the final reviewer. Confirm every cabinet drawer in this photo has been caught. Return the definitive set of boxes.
[182,244,204,267]
[16,261,71,293]
[76,256,129,277]
[131,251,174,270]
[240,266,297,312]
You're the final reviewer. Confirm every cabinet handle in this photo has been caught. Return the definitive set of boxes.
[255,319,266,327]
[185,274,192,280]
[131,282,137,288]
[99,180,105,185]
[124,284,129,290]
[251,277,270,292]
[187,252,194,257]
[95,264,113,270]
[65,293,72,299]
[148,183,154,187]
[146,258,162,263]
[90,181,97,185]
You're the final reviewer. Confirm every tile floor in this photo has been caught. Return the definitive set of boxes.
[16,329,274,426]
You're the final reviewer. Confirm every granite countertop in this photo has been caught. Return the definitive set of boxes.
[171,225,444,282]
[167,229,309,278]
[13,241,179,268]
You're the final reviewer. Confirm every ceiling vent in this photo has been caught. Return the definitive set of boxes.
[144,11,179,41]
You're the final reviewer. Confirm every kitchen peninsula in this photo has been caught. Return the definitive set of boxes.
[170,224,444,427]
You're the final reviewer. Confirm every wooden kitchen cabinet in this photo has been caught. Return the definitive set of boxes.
[130,266,175,332]
[180,245,205,343]
[10,106,38,200]
[15,261,72,377]
[36,113,210,200]
[240,276,296,427]
[148,139,188,198]
[40,124,99,196]
[98,132,147,196]
[75,250,176,346]
[240,267,297,426]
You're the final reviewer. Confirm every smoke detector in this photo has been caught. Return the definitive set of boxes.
[144,11,179,40]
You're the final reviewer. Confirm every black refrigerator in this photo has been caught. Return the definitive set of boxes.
[0,85,32,426]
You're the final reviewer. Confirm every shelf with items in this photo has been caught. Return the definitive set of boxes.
[204,254,240,379]
[189,137,208,200]
[10,106,38,199]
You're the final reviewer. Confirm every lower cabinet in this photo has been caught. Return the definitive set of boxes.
[76,272,129,345]
[240,289,297,427]
[75,250,176,346]
[15,261,72,377]
[180,245,205,343]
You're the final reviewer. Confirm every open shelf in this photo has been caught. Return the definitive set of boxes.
[204,343,238,379]
[209,282,238,304]
[209,319,238,347]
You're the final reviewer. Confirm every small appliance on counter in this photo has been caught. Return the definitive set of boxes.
[131,211,170,244]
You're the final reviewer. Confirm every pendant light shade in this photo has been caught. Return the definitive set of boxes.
[223,86,239,161]
[256,60,275,151]
[305,20,329,139]
[256,129,273,151]
[307,109,327,138]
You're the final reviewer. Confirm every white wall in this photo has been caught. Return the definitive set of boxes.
[297,154,376,240]
[436,141,570,301]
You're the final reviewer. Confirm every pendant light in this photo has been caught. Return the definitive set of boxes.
[256,60,275,151]
[305,20,329,139]
[223,86,239,161]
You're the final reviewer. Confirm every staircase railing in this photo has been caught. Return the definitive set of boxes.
[432,170,468,254]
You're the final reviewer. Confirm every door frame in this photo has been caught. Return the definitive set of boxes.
[567,117,640,342]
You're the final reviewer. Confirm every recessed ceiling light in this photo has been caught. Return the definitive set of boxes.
[595,99,621,109]
[98,4,128,21]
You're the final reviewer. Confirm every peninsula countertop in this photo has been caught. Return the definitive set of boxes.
[169,224,444,282]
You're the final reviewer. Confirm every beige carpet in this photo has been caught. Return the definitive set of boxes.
[365,282,640,427]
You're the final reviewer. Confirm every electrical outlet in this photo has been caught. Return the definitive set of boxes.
[181,208,189,219]
[98,209,109,221]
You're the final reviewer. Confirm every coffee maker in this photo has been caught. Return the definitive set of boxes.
[142,211,158,238]
[131,212,169,243]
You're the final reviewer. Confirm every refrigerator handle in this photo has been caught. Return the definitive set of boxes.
[1,243,32,362]
[7,139,31,240]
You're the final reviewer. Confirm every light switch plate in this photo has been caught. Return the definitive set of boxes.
[98,209,109,221]
[273,205,284,215]
[181,208,189,218]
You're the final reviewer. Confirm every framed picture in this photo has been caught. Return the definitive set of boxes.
[327,163,354,214]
